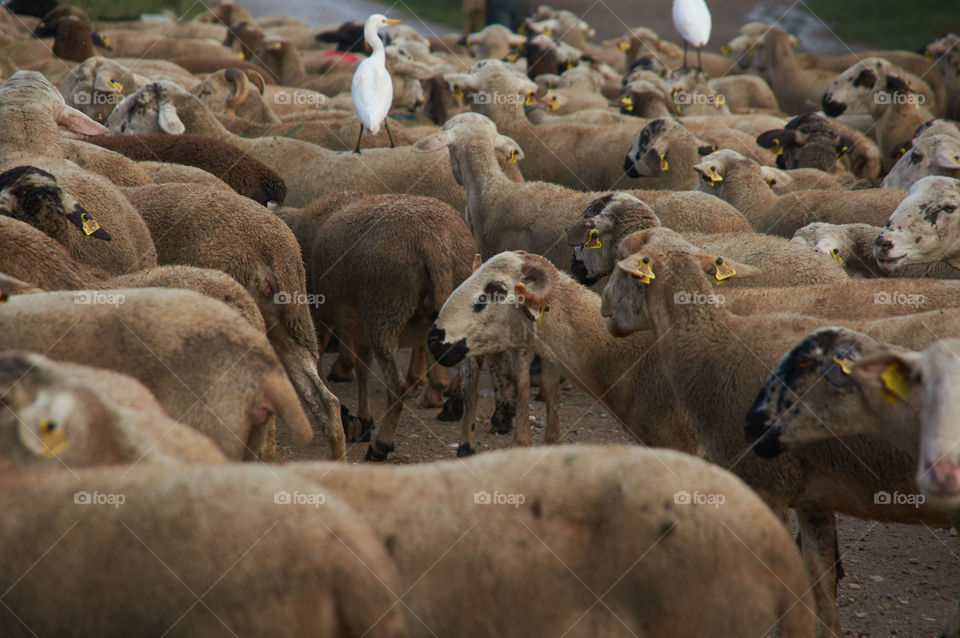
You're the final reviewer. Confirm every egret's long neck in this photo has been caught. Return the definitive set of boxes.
[366,26,385,59]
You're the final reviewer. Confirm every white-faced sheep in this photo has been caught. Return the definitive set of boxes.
[274,192,476,461]
[0,351,226,465]
[821,57,938,128]
[882,134,960,189]
[106,81,467,210]
[874,176,960,273]
[694,149,906,236]
[122,183,344,459]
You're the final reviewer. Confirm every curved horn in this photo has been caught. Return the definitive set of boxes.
[245,69,266,95]
[513,253,558,308]
[224,68,250,109]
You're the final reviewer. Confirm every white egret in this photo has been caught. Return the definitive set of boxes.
[351,13,402,153]
[672,0,711,72]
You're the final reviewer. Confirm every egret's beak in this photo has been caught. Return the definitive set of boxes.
[386,19,403,25]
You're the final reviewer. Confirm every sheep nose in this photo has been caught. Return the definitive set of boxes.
[928,459,960,491]
[570,253,598,286]
[745,401,784,458]
[427,324,468,367]
[875,235,894,252]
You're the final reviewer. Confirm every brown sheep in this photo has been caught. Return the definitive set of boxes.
[275,192,477,461]
[89,134,287,205]
[191,67,280,123]
[122,183,344,460]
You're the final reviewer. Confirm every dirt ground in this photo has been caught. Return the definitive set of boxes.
[275,349,960,637]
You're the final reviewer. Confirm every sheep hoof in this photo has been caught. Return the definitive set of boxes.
[418,386,444,409]
[490,401,515,435]
[364,440,395,462]
[358,418,374,442]
[456,443,476,457]
[436,395,464,421]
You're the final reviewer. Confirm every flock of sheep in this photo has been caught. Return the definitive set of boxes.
[1,0,960,635]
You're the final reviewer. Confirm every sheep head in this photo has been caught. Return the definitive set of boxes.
[429,251,560,366]
[790,222,853,268]
[883,134,960,189]
[624,118,699,179]
[874,175,960,270]
[567,193,660,284]
[822,57,925,119]
[107,81,187,136]
[0,166,111,241]
[0,71,108,138]
[59,57,136,125]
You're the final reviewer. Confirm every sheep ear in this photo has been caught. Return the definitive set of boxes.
[494,134,523,162]
[697,253,760,284]
[697,144,719,156]
[849,350,922,404]
[246,70,266,95]
[472,254,482,272]
[934,145,960,170]
[836,135,854,158]
[92,73,117,94]
[261,268,278,297]
[413,130,455,152]
[55,104,108,136]
[158,101,185,135]
[615,253,656,284]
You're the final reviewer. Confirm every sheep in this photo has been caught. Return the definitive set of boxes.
[0,351,227,465]
[122,183,344,460]
[33,15,112,63]
[760,166,842,193]
[874,176,960,274]
[88,134,287,205]
[756,112,858,175]
[567,193,847,287]
[526,10,622,70]
[0,462,407,638]
[693,149,906,236]
[105,81,466,210]
[253,39,353,95]
[274,192,476,462]
[191,67,280,123]
[608,27,731,77]
[792,221,960,279]
[464,24,526,60]
[97,30,237,60]
[292,445,817,638]
[0,288,313,460]
[58,138,155,188]
[0,71,157,275]
[922,33,960,119]
[882,134,960,189]
[822,57,938,127]
[135,160,235,190]
[622,118,774,190]
[599,226,960,632]
[413,114,750,273]
[197,0,255,27]
[223,20,266,60]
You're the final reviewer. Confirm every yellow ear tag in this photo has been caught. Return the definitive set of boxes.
[719,44,731,55]
[108,80,123,94]
[924,50,934,60]
[879,362,910,403]
[584,229,602,249]
[518,23,527,35]
[565,60,573,70]
[770,138,782,156]
[632,257,655,284]
[38,419,68,457]
[506,49,520,63]
[80,213,101,236]
[620,95,633,111]
[508,148,519,163]
[837,145,849,159]
[542,28,553,36]
[659,153,669,172]
[714,95,725,108]
[451,85,464,99]
[536,306,546,325]
[832,356,853,375]
[236,49,245,59]
[713,257,735,284]
[897,146,907,159]
[101,36,111,48]
[675,103,683,115]
[766,176,776,187]
[524,92,537,106]
[547,96,559,111]
[830,248,844,266]
[617,39,630,51]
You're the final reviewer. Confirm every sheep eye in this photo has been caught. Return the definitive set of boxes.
[910,152,923,164]
[945,204,957,214]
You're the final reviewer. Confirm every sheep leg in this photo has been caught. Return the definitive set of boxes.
[540,358,561,444]
[353,125,364,154]
[436,362,464,421]
[352,345,375,443]
[384,119,396,149]
[328,337,356,382]
[405,345,428,391]
[488,352,516,434]
[365,342,405,461]
[511,349,532,447]
[795,508,843,636]
[457,357,481,457]
[418,350,448,409]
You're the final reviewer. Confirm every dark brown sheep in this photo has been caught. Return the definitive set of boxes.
[167,55,275,80]
[88,133,287,205]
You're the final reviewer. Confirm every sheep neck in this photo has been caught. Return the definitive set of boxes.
[454,136,514,247]
[1,108,63,160]
[472,97,527,133]
[660,138,699,189]
[720,165,778,226]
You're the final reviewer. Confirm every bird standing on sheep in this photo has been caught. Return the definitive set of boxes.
[672,0,711,73]
[352,14,402,154]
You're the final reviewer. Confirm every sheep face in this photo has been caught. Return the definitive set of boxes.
[623,118,674,178]
[821,57,916,118]
[428,252,556,366]
[874,176,960,270]
[107,82,186,135]
[757,114,843,172]
[59,57,135,125]
[192,68,271,121]
[567,193,660,283]
[791,223,853,268]
[0,165,111,241]
[744,327,886,459]
[882,135,960,189]
[693,150,741,195]
[0,352,114,466]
